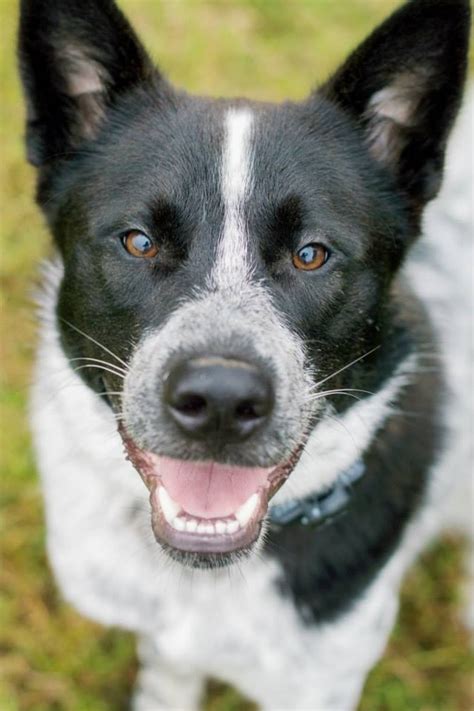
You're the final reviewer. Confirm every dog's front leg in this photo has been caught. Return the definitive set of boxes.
[224,568,401,711]
[133,635,205,711]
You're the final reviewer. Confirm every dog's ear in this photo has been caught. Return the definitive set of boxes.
[18,0,160,166]
[318,0,470,214]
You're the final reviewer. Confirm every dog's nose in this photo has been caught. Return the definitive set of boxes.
[163,357,274,442]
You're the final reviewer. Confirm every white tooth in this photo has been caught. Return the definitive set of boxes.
[159,486,181,523]
[172,517,186,531]
[215,520,226,534]
[235,493,259,527]
[197,522,208,534]
[186,519,198,533]
[226,520,239,534]
[204,523,215,535]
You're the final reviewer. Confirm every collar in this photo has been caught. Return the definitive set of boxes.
[268,458,366,530]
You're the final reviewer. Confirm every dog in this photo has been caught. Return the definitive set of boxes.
[19,0,472,708]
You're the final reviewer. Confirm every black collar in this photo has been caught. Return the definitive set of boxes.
[268,459,366,530]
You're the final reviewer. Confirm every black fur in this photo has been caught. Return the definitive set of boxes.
[271,298,444,621]
[19,0,470,618]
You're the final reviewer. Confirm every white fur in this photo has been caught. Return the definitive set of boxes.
[405,86,473,517]
[30,94,473,709]
[213,108,254,289]
[406,88,474,632]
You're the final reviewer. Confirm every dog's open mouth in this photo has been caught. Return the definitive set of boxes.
[121,432,300,558]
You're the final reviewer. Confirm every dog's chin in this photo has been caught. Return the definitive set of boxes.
[157,540,259,570]
[120,430,302,568]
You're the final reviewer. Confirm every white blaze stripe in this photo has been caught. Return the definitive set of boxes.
[213,108,254,289]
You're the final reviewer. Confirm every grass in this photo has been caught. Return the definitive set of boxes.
[1,1,472,709]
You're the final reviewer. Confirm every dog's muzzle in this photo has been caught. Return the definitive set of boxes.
[119,286,313,565]
[120,356,305,564]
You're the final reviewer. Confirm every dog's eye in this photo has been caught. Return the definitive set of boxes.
[292,243,329,271]
[122,230,158,258]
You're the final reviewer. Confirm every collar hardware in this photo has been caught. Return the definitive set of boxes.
[268,459,365,530]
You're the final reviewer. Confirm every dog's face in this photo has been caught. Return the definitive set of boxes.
[19,0,469,567]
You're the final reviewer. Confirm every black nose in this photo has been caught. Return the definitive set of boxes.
[163,357,274,442]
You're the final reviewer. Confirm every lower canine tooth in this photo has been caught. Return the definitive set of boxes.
[235,493,259,527]
[159,486,181,523]
[172,517,186,531]
[186,520,198,533]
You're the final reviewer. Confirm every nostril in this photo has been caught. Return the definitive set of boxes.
[234,400,263,422]
[173,393,207,417]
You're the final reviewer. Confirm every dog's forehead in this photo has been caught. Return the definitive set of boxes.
[90,95,353,201]
[82,94,378,263]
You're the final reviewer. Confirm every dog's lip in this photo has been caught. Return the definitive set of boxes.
[119,427,302,555]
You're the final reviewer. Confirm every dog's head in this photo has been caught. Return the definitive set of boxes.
[19,0,469,567]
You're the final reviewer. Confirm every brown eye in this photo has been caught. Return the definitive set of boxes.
[292,243,329,271]
[123,230,158,258]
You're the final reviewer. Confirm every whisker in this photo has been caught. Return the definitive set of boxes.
[68,356,128,376]
[311,345,381,390]
[73,364,126,380]
[304,389,371,405]
[60,318,129,367]
[307,387,375,399]
[322,387,375,396]
[316,392,363,403]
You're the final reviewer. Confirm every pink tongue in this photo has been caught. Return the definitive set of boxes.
[155,456,273,518]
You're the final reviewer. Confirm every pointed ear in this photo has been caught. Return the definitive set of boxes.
[318,0,470,213]
[18,0,159,166]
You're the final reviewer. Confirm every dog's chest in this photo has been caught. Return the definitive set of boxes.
[153,569,299,672]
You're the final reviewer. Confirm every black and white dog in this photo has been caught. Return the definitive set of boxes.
[19,1,472,708]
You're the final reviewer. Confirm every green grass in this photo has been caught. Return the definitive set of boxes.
[1,1,472,709]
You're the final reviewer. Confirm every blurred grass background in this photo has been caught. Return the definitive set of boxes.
[0,1,472,709]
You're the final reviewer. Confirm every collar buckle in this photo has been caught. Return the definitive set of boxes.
[268,458,365,530]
